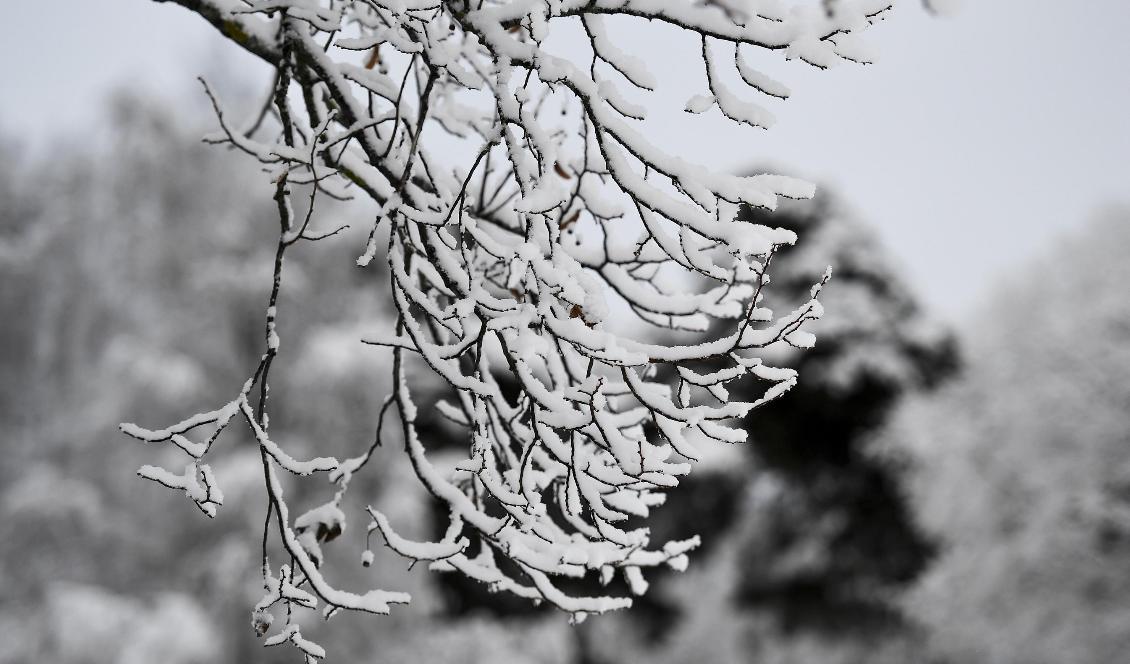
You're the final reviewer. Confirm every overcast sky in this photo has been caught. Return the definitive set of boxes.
[4,0,1128,320]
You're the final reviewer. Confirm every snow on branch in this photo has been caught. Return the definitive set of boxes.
[130,0,904,658]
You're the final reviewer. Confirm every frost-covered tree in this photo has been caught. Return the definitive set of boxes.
[0,99,278,664]
[125,0,921,658]
[898,207,1130,664]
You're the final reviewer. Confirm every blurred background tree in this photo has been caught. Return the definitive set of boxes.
[728,193,958,628]
[896,206,1130,664]
[0,95,433,663]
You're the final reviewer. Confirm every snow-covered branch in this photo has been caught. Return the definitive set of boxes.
[127,0,902,657]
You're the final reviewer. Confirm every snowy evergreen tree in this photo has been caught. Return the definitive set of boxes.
[729,193,956,628]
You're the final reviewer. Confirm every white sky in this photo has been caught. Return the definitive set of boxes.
[4,0,1129,320]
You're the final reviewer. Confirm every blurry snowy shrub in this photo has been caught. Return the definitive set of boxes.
[45,585,220,664]
[0,97,395,662]
[123,0,930,658]
[898,206,1130,664]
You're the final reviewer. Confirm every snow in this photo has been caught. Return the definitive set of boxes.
[136,463,224,518]
[265,624,326,660]
[684,94,716,114]
[584,15,657,91]
[367,507,469,561]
